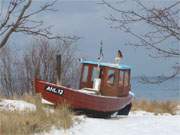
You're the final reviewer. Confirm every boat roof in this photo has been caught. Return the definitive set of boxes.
[81,60,131,70]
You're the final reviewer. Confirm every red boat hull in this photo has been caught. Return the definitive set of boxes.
[35,79,134,113]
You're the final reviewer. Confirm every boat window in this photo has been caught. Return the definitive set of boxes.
[107,69,115,85]
[91,67,100,81]
[82,65,88,82]
[119,70,124,86]
[124,71,129,86]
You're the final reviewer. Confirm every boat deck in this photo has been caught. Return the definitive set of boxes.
[80,88,99,95]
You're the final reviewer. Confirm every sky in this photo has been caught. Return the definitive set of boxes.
[3,0,179,77]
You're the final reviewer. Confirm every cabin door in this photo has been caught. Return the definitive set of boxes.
[118,69,131,96]
[80,64,91,89]
[100,68,119,96]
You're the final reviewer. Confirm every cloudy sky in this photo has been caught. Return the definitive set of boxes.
[4,0,179,76]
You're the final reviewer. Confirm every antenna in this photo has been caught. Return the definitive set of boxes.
[98,40,104,61]
[97,40,104,70]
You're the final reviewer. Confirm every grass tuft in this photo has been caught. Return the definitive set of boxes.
[132,100,179,115]
[0,95,74,135]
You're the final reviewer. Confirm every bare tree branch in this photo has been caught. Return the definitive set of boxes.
[0,0,32,48]
[0,0,76,49]
[139,65,180,84]
[103,0,180,83]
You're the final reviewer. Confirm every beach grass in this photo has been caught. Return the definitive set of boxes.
[132,100,179,115]
[0,95,74,135]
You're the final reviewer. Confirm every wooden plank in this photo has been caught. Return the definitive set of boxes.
[56,54,62,85]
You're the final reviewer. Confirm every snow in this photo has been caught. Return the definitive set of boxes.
[0,99,36,111]
[1,99,180,135]
[45,114,180,135]
[129,110,172,116]
[176,105,180,115]
[42,98,55,105]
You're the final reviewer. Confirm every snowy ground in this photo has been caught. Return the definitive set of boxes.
[0,99,36,111]
[0,99,180,135]
[45,112,180,135]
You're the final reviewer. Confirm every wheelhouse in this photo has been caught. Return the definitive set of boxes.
[80,61,131,97]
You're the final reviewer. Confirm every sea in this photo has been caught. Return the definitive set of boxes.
[131,77,180,101]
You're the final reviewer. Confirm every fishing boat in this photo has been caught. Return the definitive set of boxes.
[35,51,134,118]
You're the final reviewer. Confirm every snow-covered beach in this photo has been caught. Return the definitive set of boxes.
[44,112,180,135]
[0,99,180,135]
